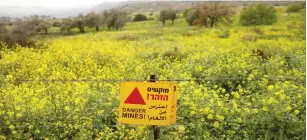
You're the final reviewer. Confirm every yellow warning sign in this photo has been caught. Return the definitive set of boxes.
[119,82,177,125]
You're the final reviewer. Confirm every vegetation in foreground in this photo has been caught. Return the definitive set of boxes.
[0,2,306,140]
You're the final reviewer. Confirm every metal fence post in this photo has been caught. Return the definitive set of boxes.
[149,75,159,140]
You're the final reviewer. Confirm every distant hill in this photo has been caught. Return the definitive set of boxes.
[0,1,304,18]
[90,2,126,13]
[0,5,95,18]
[91,1,305,13]
[90,1,196,13]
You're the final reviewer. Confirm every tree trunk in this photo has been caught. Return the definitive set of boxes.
[95,26,99,32]
[210,20,215,28]
[78,27,82,33]
[45,29,48,35]
[172,19,174,24]
[81,27,85,33]
[204,18,207,27]
[209,17,215,28]
[162,20,165,26]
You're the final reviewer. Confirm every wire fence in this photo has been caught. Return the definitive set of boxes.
[0,115,302,129]
[6,77,306,83]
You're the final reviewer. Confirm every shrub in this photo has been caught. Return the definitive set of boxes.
[133,14,148,22]
[240,3,277,26]
[116,34,140,41]
[252,28,263,35]
[217,29,230,38]
[52,21,61,27]
[241,34,257,41]
[286,4,301,13]
[163,47,183,61]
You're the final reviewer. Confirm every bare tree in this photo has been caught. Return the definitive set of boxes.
[27,15,42,27]
[9,21,35,46]
[196,2,234,27]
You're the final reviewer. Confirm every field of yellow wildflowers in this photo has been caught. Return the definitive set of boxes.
[0,9,305,139]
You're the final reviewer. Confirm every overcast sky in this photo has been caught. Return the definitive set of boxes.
[0,0,126,7]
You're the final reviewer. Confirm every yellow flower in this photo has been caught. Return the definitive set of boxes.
[217,101,223,107]
[294,110,300,115]
[268,85,274,91]
[203,107,210,114]
[286,106,292,111]
[268,97,276,105]
[216,115,225,121]
[244,108,250,113]
[178,125,185,132]
[207,114,214,120]
[262,107,268,112]
[233,102,238,109]
[213,121,219,128]
[252,109,258,114]
[231,92,240,99]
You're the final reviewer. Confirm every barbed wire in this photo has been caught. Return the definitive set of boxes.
[5,77,306,83]
[0,116,302,129]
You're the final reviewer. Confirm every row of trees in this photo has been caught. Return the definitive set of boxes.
[183,2,296,27]
[60,10,130,34]
[0,2,304,48]
[0,10,131,47]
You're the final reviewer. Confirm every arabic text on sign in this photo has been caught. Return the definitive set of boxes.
[148,115,167,121]
[149,105,168,109]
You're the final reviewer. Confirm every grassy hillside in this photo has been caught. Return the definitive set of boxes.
[0,8,305,139]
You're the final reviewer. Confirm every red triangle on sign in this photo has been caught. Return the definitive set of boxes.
[124,87,146,105]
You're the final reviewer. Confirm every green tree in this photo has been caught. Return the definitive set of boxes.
[37,21,51,35]
[105,10,129,30]
[60,18,74,34]
[185,9,199,26]
[73,14,86,33]
[52,21,61,27]
[240,3,277,26]
[85,12,103,32]
[159,9,177,25]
